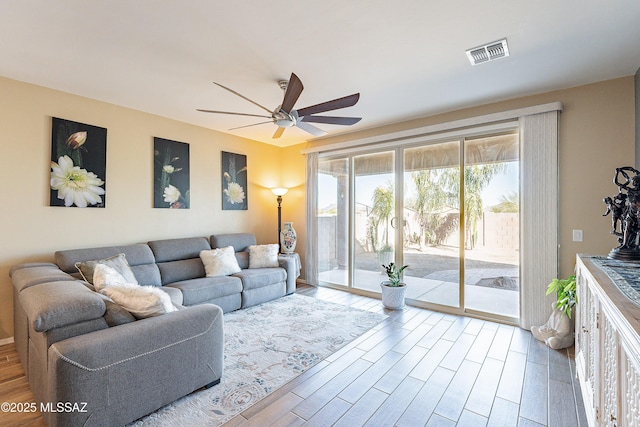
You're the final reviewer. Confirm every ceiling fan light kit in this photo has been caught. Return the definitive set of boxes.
[198,73,361,139]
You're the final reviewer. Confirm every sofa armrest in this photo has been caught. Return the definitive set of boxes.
[20,281,106,332]
[278,254,300,294]
[47,304,223,427]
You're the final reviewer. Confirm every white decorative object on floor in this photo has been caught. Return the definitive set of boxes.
[280,221,297,253]
[530,304,574,349]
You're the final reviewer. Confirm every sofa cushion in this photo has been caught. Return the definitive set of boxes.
[210,233,256,252]
[248,244,279,268]
[156,258,206,285]
[20,281,106,332]
[235,252,250,269]
[55,244,162,286]
[233,268,286,291]
[100,283,177,319]
[166,276,242,306]
[160,285,184,307]
[75,253,138,285]
[103,300,137,327]
[148,237,211,263]
[200,246,241,277]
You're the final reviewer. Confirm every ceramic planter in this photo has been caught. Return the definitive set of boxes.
[380,281,406,309]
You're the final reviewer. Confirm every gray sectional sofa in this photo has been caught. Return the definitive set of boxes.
[10,233,299,427]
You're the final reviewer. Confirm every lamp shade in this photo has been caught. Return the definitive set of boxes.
[271,187,288,196]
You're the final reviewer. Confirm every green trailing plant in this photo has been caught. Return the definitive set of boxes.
[546,275,577,318]
[382,262,409,287]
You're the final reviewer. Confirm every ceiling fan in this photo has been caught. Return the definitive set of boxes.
[197,73,361,139]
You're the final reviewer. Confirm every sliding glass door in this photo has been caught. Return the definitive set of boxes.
[402,141,461,308]
[353,151,395,292]
[317,158,349,286]
[463,134,520,318]
[315,131,520,321]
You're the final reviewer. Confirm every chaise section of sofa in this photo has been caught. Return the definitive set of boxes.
[47,303,223,427]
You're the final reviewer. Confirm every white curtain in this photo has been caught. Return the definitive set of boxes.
[519,110,559,329]
[305,152,319,285]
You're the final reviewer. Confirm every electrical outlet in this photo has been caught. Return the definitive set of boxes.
[572,230,583,242]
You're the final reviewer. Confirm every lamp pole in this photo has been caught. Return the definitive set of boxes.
[271,188,288,252]
[276,194,283,249]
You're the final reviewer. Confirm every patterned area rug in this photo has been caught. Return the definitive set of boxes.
[129,293,386,426]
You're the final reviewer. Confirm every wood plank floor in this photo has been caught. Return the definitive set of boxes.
[223,285,588,427]
[0,284,588,427]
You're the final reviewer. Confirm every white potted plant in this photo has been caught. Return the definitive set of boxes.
[380,262,409,309]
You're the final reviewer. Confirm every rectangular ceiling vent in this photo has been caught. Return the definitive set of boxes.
[466,38,509,66]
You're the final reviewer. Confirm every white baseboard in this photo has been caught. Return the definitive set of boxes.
[0,337,15,346]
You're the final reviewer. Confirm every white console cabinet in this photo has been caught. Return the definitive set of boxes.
[576,255,640,427]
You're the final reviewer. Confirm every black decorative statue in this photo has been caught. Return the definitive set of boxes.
[604,166,640,260]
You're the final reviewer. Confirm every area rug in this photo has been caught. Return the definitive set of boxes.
[129,293,386,426]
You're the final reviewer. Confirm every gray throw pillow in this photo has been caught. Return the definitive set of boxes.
[75,253,138,285]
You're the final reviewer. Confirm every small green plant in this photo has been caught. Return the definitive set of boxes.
[382,262,409,287]
[546,275,577,318]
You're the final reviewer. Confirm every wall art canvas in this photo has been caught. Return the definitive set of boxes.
[221,151,247,210]
[154,137,190,209]
[50,117,107,208]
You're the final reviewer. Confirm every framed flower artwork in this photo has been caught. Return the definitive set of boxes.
[154,137,190,209]
[221,151,247,210]
[50,117,107,208]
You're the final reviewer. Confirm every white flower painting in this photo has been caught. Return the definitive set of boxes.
[154,137,190,209]
[50,118,107,208]
[222,151,247,210]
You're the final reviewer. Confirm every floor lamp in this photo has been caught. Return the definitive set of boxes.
[271,188,288,249]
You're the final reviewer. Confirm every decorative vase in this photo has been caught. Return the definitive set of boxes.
[280,222,297,254]
[380,281,406,310]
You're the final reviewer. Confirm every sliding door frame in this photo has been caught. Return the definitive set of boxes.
[306,103,561,328]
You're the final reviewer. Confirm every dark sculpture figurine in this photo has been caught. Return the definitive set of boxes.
[604,166,640,260]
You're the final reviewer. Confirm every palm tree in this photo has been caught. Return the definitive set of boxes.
[490,192,520,213]
[411,169,452,246]
[412,164,505,249]
[370,184,394,248]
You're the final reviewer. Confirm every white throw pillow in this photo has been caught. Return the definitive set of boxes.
[93,263,129,292]
[248,244,279,268]
[200,246,241,277]
[100,283,177,319]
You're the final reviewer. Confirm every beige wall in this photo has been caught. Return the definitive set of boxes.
[0,76,291,340]
[305,76,636,281]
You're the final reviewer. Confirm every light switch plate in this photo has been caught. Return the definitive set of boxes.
[572,230,583,242]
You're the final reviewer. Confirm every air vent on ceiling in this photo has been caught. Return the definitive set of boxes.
[466,38,509,65]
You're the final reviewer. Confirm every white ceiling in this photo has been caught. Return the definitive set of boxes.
[1,1,639,147]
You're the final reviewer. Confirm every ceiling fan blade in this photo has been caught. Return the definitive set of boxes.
[212,81,273,114]
[272,127,285,139]
[196,109,272,119]
[229,120,274,131]
[280,73,304,113]
[296,93,360,117]
[301,115,362,126]
[296,121,328,137]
